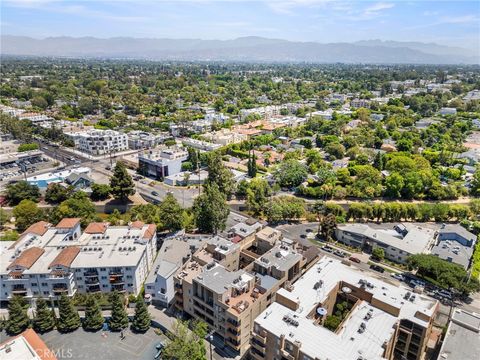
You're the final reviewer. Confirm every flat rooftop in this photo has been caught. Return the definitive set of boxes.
[439,309,480,360]
[255,257,438,360]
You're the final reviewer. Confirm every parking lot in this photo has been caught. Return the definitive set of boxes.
[0,155,53,182]
[38,327,167,360]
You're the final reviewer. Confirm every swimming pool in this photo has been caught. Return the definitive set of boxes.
[28,177,63,188]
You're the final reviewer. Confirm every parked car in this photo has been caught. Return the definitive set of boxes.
[349,256,361,264]
[370,264,385,273]
[391,273,404,281]
[333,250,347,258]
[322,246,333,253]
[151,191,159,197]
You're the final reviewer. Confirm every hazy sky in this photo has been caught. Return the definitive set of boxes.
[2,0,479,49]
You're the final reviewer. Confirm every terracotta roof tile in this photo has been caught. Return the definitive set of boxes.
[84,222,109,234]
[8,221,51,249]
[131,220,145,229]
[142,224,156,239]
[7,247,45,270]
[49,247,80,268]
[55,218,81,228]
[0,328,58,360]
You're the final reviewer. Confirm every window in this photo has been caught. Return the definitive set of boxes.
[32,283,38,287]
[147,286,152,289]
[41,282,48,287]
[101,276,107,280]
[100,268,106,271]
[43,291,49,295]
[40,274,46,278]
[33,291,39,295]
[103,285,108,288]
[160,288,166,294]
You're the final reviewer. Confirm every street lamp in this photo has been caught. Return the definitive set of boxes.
[209,335,213,360]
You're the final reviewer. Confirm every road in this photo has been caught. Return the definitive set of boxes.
[34,140,93,167]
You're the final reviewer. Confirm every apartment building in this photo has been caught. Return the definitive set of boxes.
[173,235,310,355]
[126,130,170,150]
[74,129,128,155]
[203,129,248,146]
[335,223,436,264]
[138,147,188,180]
[182,138,222,152]
[251,257,439,360]
[0,219,157,303]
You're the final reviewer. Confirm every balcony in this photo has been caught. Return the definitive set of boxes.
[85,279,100,285]
[280,349,295,360]
[250,348,265,360]
[11,286,27,295]
[111,284,126,292]
[84,270,99,277]
[109,269,123,276]
[252,331,267,345]
[86,285,101,293]
[109,276,124,284]
[251,339,266,353]
[52,285,69,294]
[7,272,28,281]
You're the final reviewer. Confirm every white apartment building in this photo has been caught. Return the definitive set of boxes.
[203,129,248,146]
[0,105,25,117]
[182,138,222,152]
[74,129,128,155]
[127,130,168,150]
[0,219,157,303]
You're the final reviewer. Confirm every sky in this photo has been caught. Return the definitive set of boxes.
[1,0,479,49]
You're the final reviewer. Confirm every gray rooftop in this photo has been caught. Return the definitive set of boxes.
[431,242,473,269]
[145,239,191,283]
[439,309,480,360]
[255,245,302,272]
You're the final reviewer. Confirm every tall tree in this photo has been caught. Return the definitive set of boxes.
[247,152,257,178]
[6,296,30,335]
[110,162,135,202]
[33,298,56,333]
[246,178,271,216]
[205,152,235,199]
[158,193,184,231]
[83,295,104,331]
[274,160,308,188]
[13,199,45,232]
[45,183,71,204]
[193,183,229,234]
[48,191,97,228]
[131,298,150,332]
[57,294,80,333]
[163,320,208,360]
[373,152,384,170]
[109,291,129,331]
[5,181,40,206]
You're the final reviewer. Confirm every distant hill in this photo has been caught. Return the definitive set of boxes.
[1,35,478,64]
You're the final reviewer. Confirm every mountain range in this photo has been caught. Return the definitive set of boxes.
[1,35,478,64]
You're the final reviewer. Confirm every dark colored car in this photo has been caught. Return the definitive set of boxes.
[151,191,159,197]
[349,256,361,263]
[370,264,385,273]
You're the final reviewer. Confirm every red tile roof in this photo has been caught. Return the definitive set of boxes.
[49,247,80,268]
[131,220,145,229]
[8,221,51,249]
[55,218,81,228]
[7,247,45,270]
[0,328,58,360]
[142,224,156,239]
[84,222,109,234]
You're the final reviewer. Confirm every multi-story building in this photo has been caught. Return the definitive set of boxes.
[182,138,222,152]
[126,130,169,150]
[138,147,189,180]
[251,257,439,360]
[144,239,192,307]
[203,129,248,146]
[173,235,310,355]
[74,129,128,155]
[0,219,157,303]
[335,223,436,264]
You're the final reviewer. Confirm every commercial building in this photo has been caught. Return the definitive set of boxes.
[438,309,480,360]
[144,239,192,307]
[251,257,439,360]
[0,328,57,360]
[0,219,157,303]
[439,107,457,116]
[335,223,436,264]
[138,147,188,180]
[74,129,128,155]
[173,235,312,355]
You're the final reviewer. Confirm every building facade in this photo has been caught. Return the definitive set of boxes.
[74,129,128,155]
[0,219,157,303]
